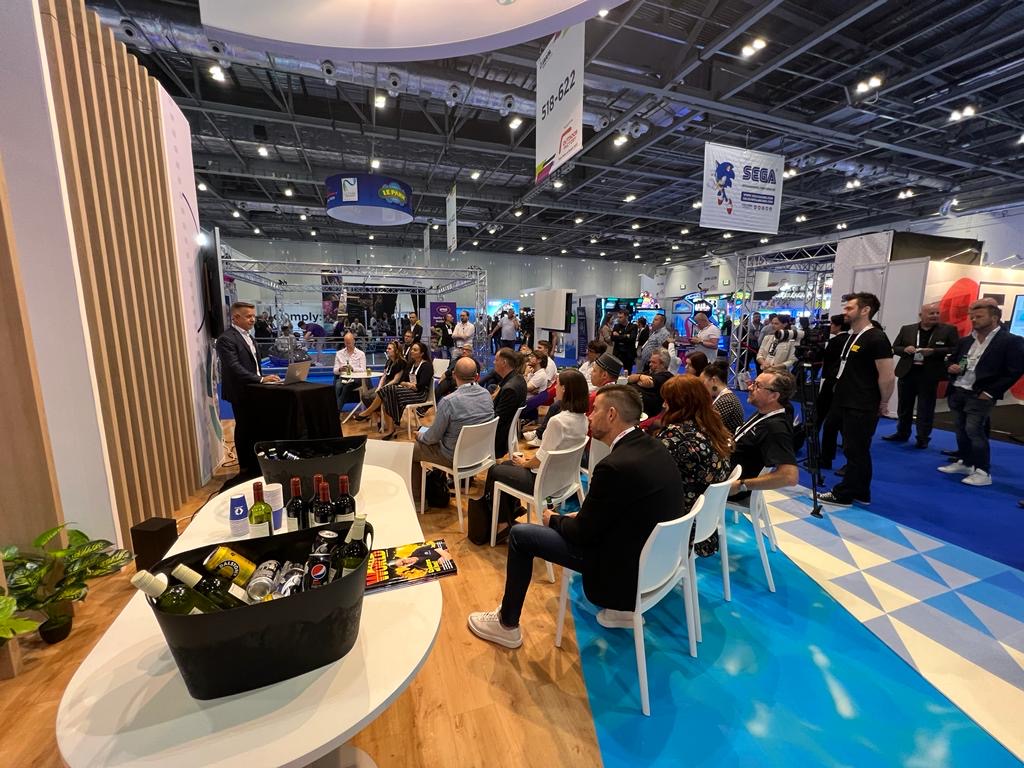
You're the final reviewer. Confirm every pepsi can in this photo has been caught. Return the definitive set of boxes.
[304,553,331,590]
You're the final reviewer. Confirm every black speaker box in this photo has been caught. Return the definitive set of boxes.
[130,517,179,573]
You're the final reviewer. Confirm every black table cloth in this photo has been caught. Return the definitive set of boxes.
[246,381,341,444]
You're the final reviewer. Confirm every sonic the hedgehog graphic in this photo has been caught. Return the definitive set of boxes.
[713,160,735,214]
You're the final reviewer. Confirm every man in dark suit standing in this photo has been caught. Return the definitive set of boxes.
[468,384,685,648]
[216,301,280,479]
[491,348,527,458]
[611,310,638,374]
[884,303,959,448]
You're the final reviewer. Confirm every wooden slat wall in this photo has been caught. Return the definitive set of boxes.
[38,0,201,547]
[0,157,65,550]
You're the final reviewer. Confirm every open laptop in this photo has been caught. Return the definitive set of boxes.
[279,360,312,385]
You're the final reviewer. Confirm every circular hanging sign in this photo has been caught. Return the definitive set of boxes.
[199,0,627,62]
[325,174,414,226]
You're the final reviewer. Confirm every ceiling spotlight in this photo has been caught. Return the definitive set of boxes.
[692,201,702,209]
[252,227,260,234]
[624,194,636,203]
[257,146,269,157]
[561,249,568,254]
[300,213,308,221]
[599,251,606,256]
[741,45,755,58]
[665,257,672,262]
[795,214,807,223]
[949,109,962,122]
[197,182,207,192]
[470,170,481,180]
[283,187,294,197]
[868,75,882,89]
[370,158,381,169]
[517,246,524,252]
[951,198,959,205]
[856,81,869,94]
[310,229,317,236]
[472,240,479,246]
[1018,133,1024,144]
[723,232,733,239]
[680,228,689,235]
[374,93,387,109]
[514,209,524,217]
[613,134,629,147]
[671,244,680,251]
[836,223,847,230]
[553,179,564,189]
[209,64,226,82]
[962,105,976,118]
[195,232,209,246]
[759,237,769,244]
[432,223,440,230]
[574,216,584,224]
[633,241,640,247]
[598,8,609,17]
[541,235,548,241]
[231,210,240,218]
[487,226,498,234]
[634,254,641,259]
[509,116,523,130]
[631,223,640,230]
[368,234,375,240]
[753,39,767,51]
[590,237,598,244]
[898,191,906,199]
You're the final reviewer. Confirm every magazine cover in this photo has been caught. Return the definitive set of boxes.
[365,539,457,592]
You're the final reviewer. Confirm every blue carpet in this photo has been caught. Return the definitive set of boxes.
[571,522,1021,767]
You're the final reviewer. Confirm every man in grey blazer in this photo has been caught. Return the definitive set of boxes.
[883,303,959,448]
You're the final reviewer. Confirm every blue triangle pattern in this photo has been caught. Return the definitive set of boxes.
[887,553,952,590]
[832,571,885,612]
[838,508,922,552]
[864,615,918,671]
[923,591,996,639]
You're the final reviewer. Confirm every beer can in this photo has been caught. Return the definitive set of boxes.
[304,553,332,590]
[272,561,305,598]
[246,559,282,601]
[312,529,340,555]
[203,545,257,588]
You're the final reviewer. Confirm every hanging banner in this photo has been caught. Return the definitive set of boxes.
[446,185,458,253]
[325,173,413,225]
[535,21,584,184]
[423,225,431,266]
[699,142,784,235]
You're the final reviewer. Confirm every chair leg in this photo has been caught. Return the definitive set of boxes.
[682,572,697,658]
[719,519,731,603]
[690,555,702,643]
[761,498,779,552]
[634,617,650,716]
[453,473,464,533]
[419,466,427,515]
[753,509,776,593]
[554,569,571,648]
[490,489,502,547]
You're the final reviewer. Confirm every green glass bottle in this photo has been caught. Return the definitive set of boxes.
[171,563,249,609]
[249,481,274,537]
[131,570,220,615]
[339,513,370,578]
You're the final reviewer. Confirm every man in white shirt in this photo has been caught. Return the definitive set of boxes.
[496,310,519,349]
[333,332,367,411]
[687,313,721,354]
[536,340,558,380]
[452,310,475,347]
[578,340,607,390]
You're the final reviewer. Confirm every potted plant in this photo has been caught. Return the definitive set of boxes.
[0,592,40,645]
[1,524,132,644]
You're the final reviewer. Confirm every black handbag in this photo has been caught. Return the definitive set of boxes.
[425,469,451,508]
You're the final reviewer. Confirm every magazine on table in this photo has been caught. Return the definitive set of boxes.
[365,538,457,592]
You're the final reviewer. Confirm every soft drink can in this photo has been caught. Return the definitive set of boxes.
[272,561,305,598]
[203,545,257,587]
[312,529,340,555]
[304,553,332,590]
[246,559,282,601]
[228,494,249,537]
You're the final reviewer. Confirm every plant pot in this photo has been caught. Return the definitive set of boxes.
[39,614,73,645]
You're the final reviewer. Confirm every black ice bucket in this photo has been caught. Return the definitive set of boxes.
[255,435,367,499]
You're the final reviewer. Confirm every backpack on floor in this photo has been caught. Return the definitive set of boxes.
[425,469,451,509]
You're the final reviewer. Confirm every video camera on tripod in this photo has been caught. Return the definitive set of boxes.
[795,319,831,370]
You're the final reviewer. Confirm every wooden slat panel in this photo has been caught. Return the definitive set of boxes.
[0,157,65,550]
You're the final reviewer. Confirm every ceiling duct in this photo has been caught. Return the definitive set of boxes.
[797,154,954,192]
[88,2,613,128]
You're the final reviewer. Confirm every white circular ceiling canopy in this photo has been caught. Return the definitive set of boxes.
[199,0,627,62]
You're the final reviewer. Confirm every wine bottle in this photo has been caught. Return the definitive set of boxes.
[285,477,308,532]
[131,570,220,615]
[249,481,274,537]
[308,473,324,505]
[171,563,249,609]
[311,481,334,527]
[339,513,370,577]
[332,475,356,523]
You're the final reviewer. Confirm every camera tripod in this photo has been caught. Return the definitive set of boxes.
[796,363,825,518]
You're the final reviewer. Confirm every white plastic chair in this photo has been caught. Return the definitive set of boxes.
[506,404,526,458]
[554,495,702,716]
[689,465,741,644]
[491,441,587,582]
[419,417,499,533]
[725,468,778,594]
[402,382,437,439]
[363,439,414,504]
[580,436,611,495]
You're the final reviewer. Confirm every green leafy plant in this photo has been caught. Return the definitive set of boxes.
[0,593,40,642]
[1,524,133,627]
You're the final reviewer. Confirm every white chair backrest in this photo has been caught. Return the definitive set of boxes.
[507,404,526,457]
[588,436,612,475]
[453,417,499,470]
[432,358,450,379]
[362,440,415,502]
[535,441,588,502]
[638,496,701,594]
[694,464,741,542]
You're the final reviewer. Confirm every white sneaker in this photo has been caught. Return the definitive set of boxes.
[938,460,973,475]
[523,431,537,442]
[467,609,522,648]
[962,469,992,486]
[596,609,644,629]
[526,437,542,448]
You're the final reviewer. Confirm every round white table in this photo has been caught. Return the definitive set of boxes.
[56,466,441,768]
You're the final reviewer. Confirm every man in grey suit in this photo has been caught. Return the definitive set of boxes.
[883,303,959,448]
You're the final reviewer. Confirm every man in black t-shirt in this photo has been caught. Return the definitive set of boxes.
[820,293,895,507]
[627,348,672,418]
[729,369,799,501]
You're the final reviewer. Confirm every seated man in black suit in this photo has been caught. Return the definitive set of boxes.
[491,348,527,458]
[216,301,280,480]
[468,385,685,648]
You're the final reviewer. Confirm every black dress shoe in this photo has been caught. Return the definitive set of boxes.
[882,433,909,442]
[941,449,960,457]
[915,439,929,449]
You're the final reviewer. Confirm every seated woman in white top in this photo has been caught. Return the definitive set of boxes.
[479,369,590,542]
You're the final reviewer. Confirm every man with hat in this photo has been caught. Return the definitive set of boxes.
[526,351,621,447]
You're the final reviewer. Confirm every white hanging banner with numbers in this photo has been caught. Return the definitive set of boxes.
[535,21,584,183]
[423,225,431,266]
[699,141,784,235]
[446,185,458,253]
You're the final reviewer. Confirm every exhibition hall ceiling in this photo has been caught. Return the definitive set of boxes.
[89,0,1024,263]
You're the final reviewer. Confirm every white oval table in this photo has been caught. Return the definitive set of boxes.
[56,466,441,767]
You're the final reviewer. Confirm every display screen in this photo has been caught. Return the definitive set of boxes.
[634,309,665,327]
[1010,295,1024,337]
[486,300,520,317]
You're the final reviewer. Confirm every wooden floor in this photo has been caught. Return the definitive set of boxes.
[0,412,602,768]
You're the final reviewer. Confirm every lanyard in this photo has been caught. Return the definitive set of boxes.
[836,328,869,379]
[735,408,786,442]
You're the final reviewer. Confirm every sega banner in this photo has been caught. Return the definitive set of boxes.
[699,142,784,235]
[535,21,584,183]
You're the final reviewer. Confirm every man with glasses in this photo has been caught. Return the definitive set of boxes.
[728,369,799,501]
